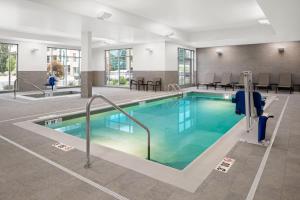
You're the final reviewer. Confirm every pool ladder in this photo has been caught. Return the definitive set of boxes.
[85,94,151,168]
[14,77,45,99]
[168,83,184,98]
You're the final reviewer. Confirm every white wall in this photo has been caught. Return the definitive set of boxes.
[165,42,196,71]
[18,41,47,71]
[0,39,48,71]
[133,42,165,71]
[91,41,166,72]
[1,38,194,73]
[91,41,196,72]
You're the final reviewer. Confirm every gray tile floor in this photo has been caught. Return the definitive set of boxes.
[0,87,298,200]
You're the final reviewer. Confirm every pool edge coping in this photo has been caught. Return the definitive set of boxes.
[13,90,276,193]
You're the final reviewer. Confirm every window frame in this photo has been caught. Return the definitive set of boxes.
[47,47,81,87]
[178,48,195,87]
[0,42,18,92]
[104,48,133,87]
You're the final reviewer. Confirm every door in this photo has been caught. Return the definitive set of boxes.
[178,48,194,87]
[105,49,132,87]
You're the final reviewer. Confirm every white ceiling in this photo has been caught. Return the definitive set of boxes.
[95,0,266,32]
[0,0,299,47]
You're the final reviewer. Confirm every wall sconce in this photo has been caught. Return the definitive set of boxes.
[145,48,153,54]
[216,49,223,56]
[31,48,39,53]
[278,47,285,54]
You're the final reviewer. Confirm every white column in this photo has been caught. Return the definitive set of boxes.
[81,31,92,98]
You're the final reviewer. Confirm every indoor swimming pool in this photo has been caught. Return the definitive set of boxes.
[45,92,243,170]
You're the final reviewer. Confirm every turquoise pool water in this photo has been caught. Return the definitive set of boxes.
[46,92,243,170]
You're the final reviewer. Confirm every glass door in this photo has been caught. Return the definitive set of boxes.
[178,48,194,87]
[105,49,132,87]
[0,43,18,91]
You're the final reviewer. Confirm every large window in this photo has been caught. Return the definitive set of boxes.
[178,48,195,86]
[0,43,17,91]
[105,48,132,87]
[47,47,81,87]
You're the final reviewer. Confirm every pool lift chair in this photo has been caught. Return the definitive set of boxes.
[232,71,273,145]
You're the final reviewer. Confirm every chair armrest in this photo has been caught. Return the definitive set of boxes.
[130,80,137,84]
[147,80,154,85]
[137,80,144,84]
[155,81,161,85]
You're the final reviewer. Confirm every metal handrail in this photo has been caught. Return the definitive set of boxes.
[14,77,45,99]
[85,94,151,168]
[168,83,183,97]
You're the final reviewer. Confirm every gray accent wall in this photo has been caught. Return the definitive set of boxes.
[81,71,93,98]
[92,71,105,87]
[196,41,300,84]
[18,71,47,92]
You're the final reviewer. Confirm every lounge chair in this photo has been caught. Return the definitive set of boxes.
[255,73,270,93]
[130,77,144,90]
[276,73,293,94]
[234,73,244,89]
[197,73,217,90]
[146,78,162,92]
[218,72,233,91]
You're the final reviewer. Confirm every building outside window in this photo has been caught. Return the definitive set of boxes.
[47,47,81,87]
[0,43,18,91]
[178,48,195,87]
[105,48,132,87]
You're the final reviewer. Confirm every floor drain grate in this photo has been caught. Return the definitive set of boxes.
[215,157,235,173]
[52,143,74,152]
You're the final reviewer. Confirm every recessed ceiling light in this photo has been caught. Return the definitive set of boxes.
[258,19,270,25]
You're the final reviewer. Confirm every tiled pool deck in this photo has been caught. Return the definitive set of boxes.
[0,87,298,200]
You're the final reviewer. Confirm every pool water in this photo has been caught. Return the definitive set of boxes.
[46,92,243,170]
